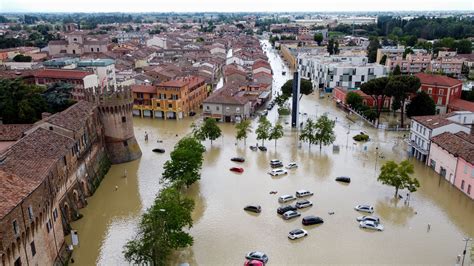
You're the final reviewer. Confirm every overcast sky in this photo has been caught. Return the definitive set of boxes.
[1,0,473,12]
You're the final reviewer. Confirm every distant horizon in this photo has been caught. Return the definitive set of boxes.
[1,0,473,13]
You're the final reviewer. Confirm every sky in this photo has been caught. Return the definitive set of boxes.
[1,0,473,13]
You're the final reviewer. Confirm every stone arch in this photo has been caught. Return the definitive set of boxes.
[21,232,25,246]
[6,248,11,264]
[106,107,110,113]
[39,212,43,224]
[63,203,71,222]
[11,242,16,257]
[73,189,80,203]
[81,181,88,195]
[16,237,21,254]
[115,106,118,113]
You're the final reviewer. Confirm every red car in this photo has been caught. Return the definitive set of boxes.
[244,260,264,266]
[230,167,244,173]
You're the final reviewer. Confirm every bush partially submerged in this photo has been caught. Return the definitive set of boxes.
[353,133,370,142]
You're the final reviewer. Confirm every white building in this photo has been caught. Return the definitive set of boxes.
[146,36,167,49]
[77,59,117,90]
[298,55,388,90]
[409,112,473,163]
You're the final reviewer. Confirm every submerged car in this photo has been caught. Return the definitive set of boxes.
[295,200,313,209]
[245,251,269,263]
[244,260,264,266]
[356,216,380,223]
[354,204,374,213]
[335,176,351,183]
[286,162,298,169]
[230,167,244,173]
[231,157,245,163]
[288,229,308,240]
[295,190,313,198]
[359,220,384,231]
[269,168,287,176]
[282,210,301,220]
[278,194,296,203]
[270,159,283,168]
[258,146,267,151]
[244,205,262,213]
[277,205,297,215]
[302,215,324,225]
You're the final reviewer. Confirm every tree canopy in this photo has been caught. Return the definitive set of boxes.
[406,91,436,117]
[314,115,336,150]
[367,37,381,63]
[192,118,222,144]
[269,122,284,148]
[327,39,340,55]
[313,33,323,45]
[360,77,390,125]
[256,115,271,146]
[378,160,419,198]
[387,75,421,127]
[345,92,363,109]
[235,119,252,145]
[281,79,313,96]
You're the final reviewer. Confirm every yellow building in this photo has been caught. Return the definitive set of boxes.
[132,76,207,119]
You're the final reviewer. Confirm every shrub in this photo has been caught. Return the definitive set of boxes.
[278,107,290,115]
[353,134,370,142]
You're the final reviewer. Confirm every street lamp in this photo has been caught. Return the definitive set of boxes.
[375,146,379,171]
[461,237,472,266]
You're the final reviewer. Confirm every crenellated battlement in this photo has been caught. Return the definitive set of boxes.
[84,86,133,107]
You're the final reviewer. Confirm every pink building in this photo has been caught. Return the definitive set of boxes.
[429,131,474,199]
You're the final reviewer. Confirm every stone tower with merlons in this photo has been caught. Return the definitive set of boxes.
[86,86,142,164]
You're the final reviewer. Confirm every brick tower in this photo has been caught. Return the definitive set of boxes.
[86,86,142,164]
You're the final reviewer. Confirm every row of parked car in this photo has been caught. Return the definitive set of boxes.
[354,204,384,231]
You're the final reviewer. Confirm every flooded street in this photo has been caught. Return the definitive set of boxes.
[71,41,474,265]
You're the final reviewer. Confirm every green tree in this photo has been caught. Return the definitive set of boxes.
[387,75,420,127]
[162,137,205,188]
[42,82,76,113]
[379,54,387,65]
[392,65,402,75]
[360,77,390,126]
[299,118,316,149]
[327,39,339,55]
[406,91,436,117]
[367,37,381,63]
[269,122,284,148]
[313,33,323,45]
[193,118,222,144]
[378,160,420,198]
[123,186,194,265]
[235,119,252,145]
[455,39,472,54]
[281,79,313,97]
[345,91,363,109]
[256,115,271,146]
[314,115,336,150]
[13,54,32,62]
[0,79,47,124]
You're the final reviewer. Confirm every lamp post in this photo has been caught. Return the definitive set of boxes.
[461,237,472,266]
[346,124,351,148]
[375,146,379,171]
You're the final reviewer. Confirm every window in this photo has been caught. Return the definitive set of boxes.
[97,48,100,52]
[53,208,58,222]
[49,126,53,130]
[461,180,465,190]
[428,88,432,94]
[46,219,52,233]
[72,49,76,55]
[91,48,94,52]
[439,89,444,95]
[28,206,34,221]
[73,38,77,41]
[123,140,128,147]
[121,116,126,123]
[216,106,220,111]
[168,103,172,108]
[468,185,471,195]
[430,159,436,170]
[14,258,21,266]
[437,97,442,105]
[30,241,36,256]
[13,220,19,235]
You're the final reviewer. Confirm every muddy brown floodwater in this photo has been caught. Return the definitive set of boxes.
[70,40,474,265]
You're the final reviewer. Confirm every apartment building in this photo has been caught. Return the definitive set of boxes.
[299,55,388,90]
[415,73,463,114]
[409,112,472,163]
[132,76,207,119]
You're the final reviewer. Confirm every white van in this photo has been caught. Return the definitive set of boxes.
[295,190,314,198]
[278,194,296,203]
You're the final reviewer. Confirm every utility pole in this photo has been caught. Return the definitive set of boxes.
[461,237,472,266]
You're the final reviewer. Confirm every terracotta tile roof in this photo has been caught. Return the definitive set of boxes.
[131,85,156,94]
[0,124,32,141]
[158,79,188,88]
[44,101,96,132]
[411,115,454,129]
[415,73,462,88]
[0,127,74,183]
[448,99,474,112]
[252,59,271,70]
[0,170,33,219]
[431,131,474,165]
[204,84,249,105]
[33,69,94,80]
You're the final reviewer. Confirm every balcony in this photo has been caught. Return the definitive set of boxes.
[408,140,429,155]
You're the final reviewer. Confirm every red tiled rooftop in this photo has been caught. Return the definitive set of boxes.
[158,79,188,88]
[34,69,94,80]
[448,99,474,112]
[0,171,33,219]
[431,131,474,165]
[0,124,32,141]
[132,85,156,94]
[411,114,453,129]
[44,101,96,132]
[415,73,462,88]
